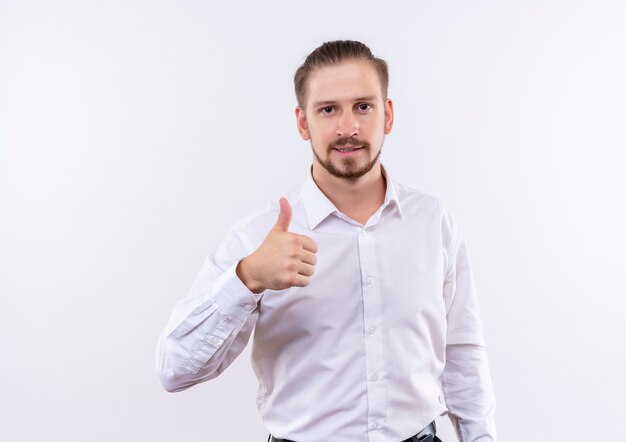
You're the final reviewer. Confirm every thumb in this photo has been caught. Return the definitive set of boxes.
[273,197,292,232]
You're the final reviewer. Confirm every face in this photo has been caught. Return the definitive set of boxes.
[296,60,394,181]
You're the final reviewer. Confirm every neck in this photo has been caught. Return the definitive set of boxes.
[311,162,387,225]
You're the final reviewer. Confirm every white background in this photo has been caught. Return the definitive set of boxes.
[1,1,625,441]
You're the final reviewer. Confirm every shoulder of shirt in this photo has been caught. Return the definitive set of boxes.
[391,179,459,234]
[391,179,447,212]
[225,190,304,238]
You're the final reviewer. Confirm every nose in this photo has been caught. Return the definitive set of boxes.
[336,109,359,138]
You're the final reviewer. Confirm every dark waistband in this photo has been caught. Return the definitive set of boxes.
[269,420,437,442]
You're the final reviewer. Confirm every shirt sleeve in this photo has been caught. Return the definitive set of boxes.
[155,226,262,392]
[441,205,497,441]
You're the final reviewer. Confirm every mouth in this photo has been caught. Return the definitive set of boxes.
[332,145,365,155]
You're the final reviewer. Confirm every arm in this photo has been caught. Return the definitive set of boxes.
[441,206,497,441]
[156,198,318,392]
[156,227,261,392]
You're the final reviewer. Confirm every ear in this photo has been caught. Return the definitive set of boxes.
[295,106,310,140]
[384,98,394,134]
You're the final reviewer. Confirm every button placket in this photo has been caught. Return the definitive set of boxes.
[240,303,254,311]
[357,227,386,437]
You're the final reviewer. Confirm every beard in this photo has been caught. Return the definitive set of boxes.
[312,136,382,180]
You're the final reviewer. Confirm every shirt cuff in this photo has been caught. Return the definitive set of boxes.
[210,260,263,322]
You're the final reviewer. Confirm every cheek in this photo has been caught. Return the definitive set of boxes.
[309,126,333,145]
[308,134,326,154]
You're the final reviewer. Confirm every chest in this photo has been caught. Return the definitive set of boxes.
[255,218,446,340]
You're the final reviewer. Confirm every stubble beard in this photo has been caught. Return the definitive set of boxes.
[311,138,383,180]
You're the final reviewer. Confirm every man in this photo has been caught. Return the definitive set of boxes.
[156,40,497,442]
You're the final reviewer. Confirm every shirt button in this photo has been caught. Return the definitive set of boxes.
[360,229,367,236]
[368,326,376,334]
[366,276,374,284]
[369,373,378,382]
[369,422,378,430]
[241,303,254,311]
[209,337,222,346]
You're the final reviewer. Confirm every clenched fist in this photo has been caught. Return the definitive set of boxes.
[236,198,318,294]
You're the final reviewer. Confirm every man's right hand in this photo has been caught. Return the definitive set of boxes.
[236,198,318,294]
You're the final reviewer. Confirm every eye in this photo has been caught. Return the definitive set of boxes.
[357,103,372,112]
[320,106,335,115]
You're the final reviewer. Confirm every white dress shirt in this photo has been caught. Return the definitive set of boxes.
[156,165,497,442]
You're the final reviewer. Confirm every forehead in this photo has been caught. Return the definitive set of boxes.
[306,60,383,107]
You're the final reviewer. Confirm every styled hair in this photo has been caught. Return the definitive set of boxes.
[294,40,389,108]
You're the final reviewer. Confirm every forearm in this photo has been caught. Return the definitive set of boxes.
[156,261,260,392]
[443,343,497,441]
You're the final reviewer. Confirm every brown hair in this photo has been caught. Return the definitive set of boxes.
[294,40,389,108]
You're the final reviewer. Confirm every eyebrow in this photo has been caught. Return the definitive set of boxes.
[312,96,378,108]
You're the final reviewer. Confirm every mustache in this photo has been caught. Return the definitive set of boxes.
[329,137,370,150]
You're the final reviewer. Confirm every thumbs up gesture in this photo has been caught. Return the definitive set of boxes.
[236,198,318,294]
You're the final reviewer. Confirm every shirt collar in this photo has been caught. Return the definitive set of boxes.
[300,164,404,230]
